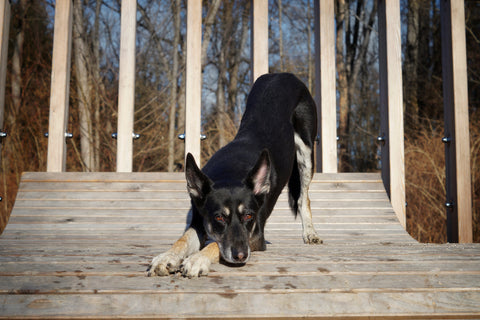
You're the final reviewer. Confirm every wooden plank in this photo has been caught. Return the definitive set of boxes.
[1,291,480,319]
[0,0,9,144]
[314,0,337,173]
[46,0,73,172]
[16,180,386,192]
[12,199,392,209]
[378,0,406,228]
[185,0,202,164]
[251,0,269,82]
[17,172,383,183]
[116,0,137,172]
[15,190,389,201]
[440,0,472,243]
[3,258,480,276]
[2,272,480,294]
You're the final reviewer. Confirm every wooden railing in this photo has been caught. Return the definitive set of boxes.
[0,0,472,242]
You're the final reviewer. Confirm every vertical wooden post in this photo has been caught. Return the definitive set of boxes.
[378,0,406,228]
[116,0,137,172]
[251,0,268,83]
[440,0,472,243]
[47,0,73,172]
[314,0,336,173]
[0,0,10,141]
[185,0,202,165]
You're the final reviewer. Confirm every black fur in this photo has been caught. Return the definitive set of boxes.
[185,73,317,264]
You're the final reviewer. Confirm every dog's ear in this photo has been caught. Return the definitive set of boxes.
[245,149,271,196]
[185,153,211,205]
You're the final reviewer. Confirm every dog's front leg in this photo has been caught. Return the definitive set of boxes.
[180,242,220,278]
[147,227,201,276]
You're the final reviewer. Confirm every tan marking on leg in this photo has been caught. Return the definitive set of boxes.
[147,228,200,276]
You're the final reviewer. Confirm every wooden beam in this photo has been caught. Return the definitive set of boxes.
[378,0,406,228]
[251,0,268,83]
[440,0,472,243]
[47,0,73,172]
[185,0,202,165]
[0,0,10,140]
[116,0,137,173]
[314,0,337,173]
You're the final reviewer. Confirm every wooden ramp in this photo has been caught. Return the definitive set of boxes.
[1,172,479,319]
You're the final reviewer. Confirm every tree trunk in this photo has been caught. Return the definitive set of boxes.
[11,0,27,116]
[73,0,93,171]
[278,0,284,71]
[336,0,349,172]
[168,0,181,172]
[227,1,250,123]
[92,0,103,171]
[405,0,420,130]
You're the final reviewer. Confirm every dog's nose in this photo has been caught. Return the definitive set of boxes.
[232,249,247,263]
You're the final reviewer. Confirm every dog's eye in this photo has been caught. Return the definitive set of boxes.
[215,215,225,223]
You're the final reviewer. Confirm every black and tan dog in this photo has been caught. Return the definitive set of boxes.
[147,73,322,277]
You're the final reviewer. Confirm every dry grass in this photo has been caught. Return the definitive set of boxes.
[405,118,480,243]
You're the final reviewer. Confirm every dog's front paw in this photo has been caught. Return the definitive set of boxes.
[147,251,183,276]
[180,252,211,278]
[303,231,323,244]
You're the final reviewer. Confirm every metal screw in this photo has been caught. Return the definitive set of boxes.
[442,137,451,143]
[445,202,455,209]
[111,133,117,139]
[0,132,7,139]
[377,135,386,145]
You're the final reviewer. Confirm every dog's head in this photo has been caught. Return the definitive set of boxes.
[185,150,271,264]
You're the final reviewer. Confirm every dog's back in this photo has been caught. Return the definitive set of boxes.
[203,73,317,193]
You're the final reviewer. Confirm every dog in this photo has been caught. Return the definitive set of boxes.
[147,73,322,278]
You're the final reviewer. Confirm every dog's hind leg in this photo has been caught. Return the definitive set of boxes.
[290,132,323,245]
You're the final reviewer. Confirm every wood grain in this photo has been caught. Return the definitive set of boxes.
[116,0,137,172]
[314,0,337,173]
[1,172,479,319]
[46,0,73,172]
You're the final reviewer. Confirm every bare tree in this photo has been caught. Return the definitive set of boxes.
[335,0,377,171]
[73,0,94,171]
[10,0,27,117]
[167,0,181,172]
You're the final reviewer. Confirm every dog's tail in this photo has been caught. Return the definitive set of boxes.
[288,158,301,218]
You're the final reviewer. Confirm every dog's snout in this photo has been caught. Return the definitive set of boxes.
[231,248,248,263]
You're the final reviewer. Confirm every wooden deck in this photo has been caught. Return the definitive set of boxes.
[1,172,479,319]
